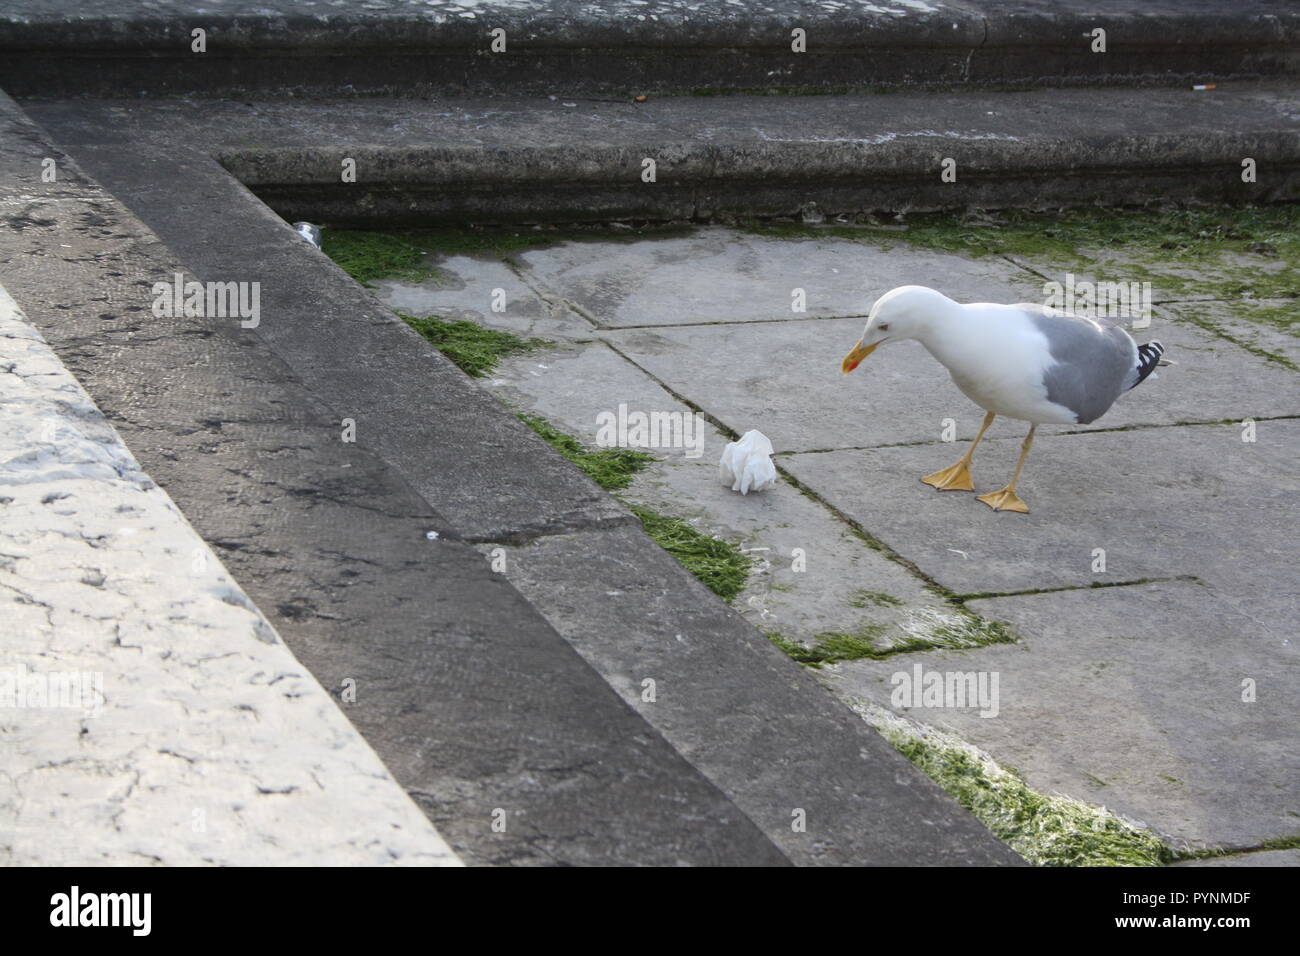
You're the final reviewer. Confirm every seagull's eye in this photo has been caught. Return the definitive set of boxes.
[877,323,890,332]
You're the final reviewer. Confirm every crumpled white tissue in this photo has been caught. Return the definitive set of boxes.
[719,429,778,495]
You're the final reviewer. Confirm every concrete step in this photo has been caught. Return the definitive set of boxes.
[1,0,1297,98]
[21,83,1300,223]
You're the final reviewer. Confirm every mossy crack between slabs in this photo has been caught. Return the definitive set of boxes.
[1163,304,1298,372]
[853,702,1175,867]
[517,414,752,601]
[767,606,1016,667]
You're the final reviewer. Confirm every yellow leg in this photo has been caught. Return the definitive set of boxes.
[977,425,1036,513]
[922,411,996,492]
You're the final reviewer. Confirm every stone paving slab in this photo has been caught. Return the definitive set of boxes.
[828,581,1299,848]
[783,422,1300,596]
[376,254,597,343]
[486,340,947,647]
[517,228,1045,326]
[600,302,1299,453]
[0,286,461,867]
[1000,253,1258,305]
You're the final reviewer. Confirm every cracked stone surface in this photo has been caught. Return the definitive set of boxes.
[0,285,461,866]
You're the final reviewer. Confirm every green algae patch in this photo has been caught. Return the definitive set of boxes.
[324,224,699,286]
[630,506,753,602]
[401,314,549,377]
[768,607,1017,667]
[856,703,1175,867]
[516,414,750,601]
[322,230,447,286]
[744,204,1300,304]
[518,414,654,491]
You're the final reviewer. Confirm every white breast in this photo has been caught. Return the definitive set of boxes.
[920,304,1079,425]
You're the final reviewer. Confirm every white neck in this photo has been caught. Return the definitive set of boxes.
[910,293,968,363]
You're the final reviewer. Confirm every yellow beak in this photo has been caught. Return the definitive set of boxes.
[840,339,879,374]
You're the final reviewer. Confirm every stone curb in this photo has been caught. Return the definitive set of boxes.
[21,85,1300,224]
[0,0,1297,96]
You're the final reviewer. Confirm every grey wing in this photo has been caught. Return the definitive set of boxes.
[1028,311,1137,424]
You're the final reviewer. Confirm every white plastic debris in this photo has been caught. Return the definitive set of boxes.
[293,221,323,248]
[719,429,778,495]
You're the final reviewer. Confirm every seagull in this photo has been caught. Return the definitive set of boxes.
[840,286,1165,513]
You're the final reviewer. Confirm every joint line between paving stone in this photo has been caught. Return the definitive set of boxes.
[503,257,606,332]
[951,574,1204,604]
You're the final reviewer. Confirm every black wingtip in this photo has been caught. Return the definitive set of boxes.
[1131,341,1165,390]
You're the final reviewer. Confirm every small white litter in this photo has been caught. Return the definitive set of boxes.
[293,221,322,248]
[718,429,778,495]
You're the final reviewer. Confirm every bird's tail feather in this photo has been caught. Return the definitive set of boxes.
[1130,341,1165,390]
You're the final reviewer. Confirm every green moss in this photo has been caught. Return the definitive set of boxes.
[744,204,1300,302]
[630,505,752,601]
[769,607,1016,668]
[860,705,1174,867]
[394,227,562,258]
[321,230,447,286]
[766,631,821,662]
[1235,301,1299,338]
[517,414,750,599]
[517,414,655,491]
[325,224,699,285]
[401,314,549,377]
[767,625,930,667]
[849,588,904,608]
[924,205,1292,264]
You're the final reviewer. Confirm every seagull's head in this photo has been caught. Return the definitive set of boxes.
[841,285,949,374]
